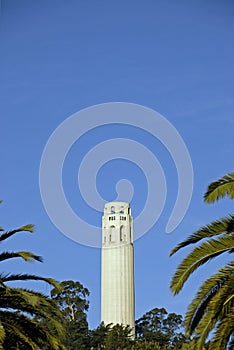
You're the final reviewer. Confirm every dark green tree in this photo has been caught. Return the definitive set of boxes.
[90,323,133,350]
[135,307,185,349]
[89,322,110,349]
[104,324,133,350]
[131,339,161,349]
[50,280,90,350]
[170,172,234,349]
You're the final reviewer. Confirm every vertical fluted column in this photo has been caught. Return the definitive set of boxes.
[101,202,135,338]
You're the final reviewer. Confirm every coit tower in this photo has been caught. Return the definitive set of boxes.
[101,202,135,337]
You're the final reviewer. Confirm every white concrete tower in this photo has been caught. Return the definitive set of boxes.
[101,202,135,337]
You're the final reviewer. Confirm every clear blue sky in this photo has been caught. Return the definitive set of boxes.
[1,0,234,329]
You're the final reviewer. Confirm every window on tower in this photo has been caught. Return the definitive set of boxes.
[120,225,126,242]
[109,226,115,243]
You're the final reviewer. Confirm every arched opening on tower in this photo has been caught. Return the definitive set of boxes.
[109,225,115,242]
[120,225,126,242]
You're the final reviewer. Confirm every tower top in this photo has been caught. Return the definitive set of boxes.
[102,202,133,247]
[104,202,130,215]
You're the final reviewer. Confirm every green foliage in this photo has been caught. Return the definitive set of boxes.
[50,280,90,350]
[0,224,35,242]
[180,338,209,350]
[51,280,89,319]
[89,322,110,349]
[170,172,234,349]
[184,262,234,332]
[0,251,43,263]
[135,307,185,349]
[170,216,233,256]
[131,339,162,349]
[89,323,133,350]
[104,324,133,350]
[0,209,66,350]
[204,172,234,202]
[89,313,185,350]
[171,234,234,295]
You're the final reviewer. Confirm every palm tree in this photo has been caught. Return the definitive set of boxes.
[170,173,234,350]
[0,206,66,350]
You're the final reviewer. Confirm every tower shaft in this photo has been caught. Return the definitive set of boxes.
[101,202,135,337]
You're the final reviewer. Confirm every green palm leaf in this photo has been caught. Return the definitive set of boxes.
[0,224,35,242]
[0,310,65,350]
[193,274,234,347]
[0,320,5,348]
[204,172,234,203]
[0,289,66,349]
[170,216,233,256]
[170,234,234,295]
[0,273,58,288]
[209,309,234,350]
[184,262,234,332]
[1,313,40,350]
[0,205,66,349]
[223,293,234,305]
[0,251,43,263]
[171,172,234,349]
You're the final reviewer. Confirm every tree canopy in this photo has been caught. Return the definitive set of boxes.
[135,307,185,349]
[50,280,90,350]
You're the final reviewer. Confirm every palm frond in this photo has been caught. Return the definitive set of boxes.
[223,293,234,305]
[193,275,234,345]
[186,285,220,335]
[0,251,43,263]
[170,216,233,256]
[0,288,65,333]
[0,310,65,350]
[171,171,234,349]
[0,273,58,288]
[170,234,234,295]
[1,315,40,350]
[0,320,5,346]
[0,224,35,242]
[184,262,234,332]
[180,263,234,350]
[209,309,234,350]
[0,209,66,349]
[204,173,234,203]
[193,318,213,350]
